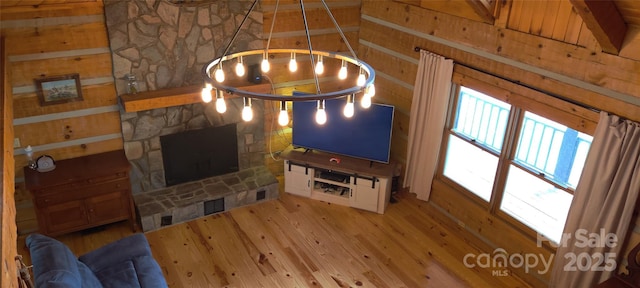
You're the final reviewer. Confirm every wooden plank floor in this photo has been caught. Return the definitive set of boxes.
[18,189,533,287]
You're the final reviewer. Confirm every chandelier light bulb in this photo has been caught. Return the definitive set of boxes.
[215,92,227,113]
[278,110,289,126]
[242,98,253,122]
[235,57,245,77]
[242,106,253,122]
[357,71,366,87]
[361,95,372,109]
[289,52,298,72]
[366,84,376,97]
[338,62,348,80]
[315,100,327,125]
[315,108,327,125]
[214,66,225,83]
[261,58,270,73]
[343,102,354,118]
[201,84,212,103]
[278,101,289,126]
[315,55,324,75]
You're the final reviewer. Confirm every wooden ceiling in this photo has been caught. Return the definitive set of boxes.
[397,0,640,55]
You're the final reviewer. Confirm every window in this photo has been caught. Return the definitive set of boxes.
[441,86,592,243]
[443,87,510,201]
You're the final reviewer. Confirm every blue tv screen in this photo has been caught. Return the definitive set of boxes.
[292,98,394,163]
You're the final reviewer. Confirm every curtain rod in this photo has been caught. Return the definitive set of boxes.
[413,46,601,114]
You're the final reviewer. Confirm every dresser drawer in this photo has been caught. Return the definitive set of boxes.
[34,172,129,196]
[35,178,131,207]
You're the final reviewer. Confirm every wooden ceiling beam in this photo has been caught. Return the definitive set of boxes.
[569,0,627,54]
[464,0,495,24]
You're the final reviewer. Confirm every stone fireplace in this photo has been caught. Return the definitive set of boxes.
[105,1,277,231]
[120,97,278,232]
[120,98,265,194]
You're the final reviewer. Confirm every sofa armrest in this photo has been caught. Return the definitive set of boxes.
[26,233,103,288]
[78,233,151,271]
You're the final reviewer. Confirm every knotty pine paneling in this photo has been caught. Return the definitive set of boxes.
[394,0,491,24]
[264,5,360,33]
[505,0,588,46]
[0,1,102,20]
[2,22,108,55]
[359,45,416,87]
[14,111,121,147]
[1,36,19,288]
[264,32,359,53]
[369,75,413,114]
[13,84,117,118]
[359,3,640,120]
[364,0,640,98]
[10,53,113,87]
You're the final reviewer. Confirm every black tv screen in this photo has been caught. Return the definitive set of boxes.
[292,98,394,163]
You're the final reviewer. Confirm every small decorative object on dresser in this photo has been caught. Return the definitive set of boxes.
[35,155,55,172]
[24,150,137,236]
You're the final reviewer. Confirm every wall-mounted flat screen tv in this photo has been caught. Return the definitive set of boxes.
[292,97,394,163]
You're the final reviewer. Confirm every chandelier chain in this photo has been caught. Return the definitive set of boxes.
[264,0,279,53]
[299,0,321,94]
[320,0,358,60]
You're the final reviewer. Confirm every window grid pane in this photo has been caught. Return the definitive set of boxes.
[514,112,593,189]
[453,87,510,152]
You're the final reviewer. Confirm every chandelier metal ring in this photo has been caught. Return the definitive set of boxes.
[202,48,375,101]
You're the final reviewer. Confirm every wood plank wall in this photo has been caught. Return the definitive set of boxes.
[1,37,19,288]
[260,0,362,177]
[358,0,640,286]
[0,0,122,235]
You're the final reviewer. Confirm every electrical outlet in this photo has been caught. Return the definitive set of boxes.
[13,138,20,148]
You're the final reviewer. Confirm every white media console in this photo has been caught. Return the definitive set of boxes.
[281,146,398,214]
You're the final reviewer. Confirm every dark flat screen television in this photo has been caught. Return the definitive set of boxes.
[292,97,394,163]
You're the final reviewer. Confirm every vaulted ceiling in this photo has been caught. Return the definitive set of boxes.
[398,0,640,55]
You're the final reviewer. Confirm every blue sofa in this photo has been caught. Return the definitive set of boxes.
[26,233,168,288]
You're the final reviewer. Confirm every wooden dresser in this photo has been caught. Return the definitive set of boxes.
[24,150,137,236]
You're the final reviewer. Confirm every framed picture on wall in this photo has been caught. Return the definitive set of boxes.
[35,73,83,106]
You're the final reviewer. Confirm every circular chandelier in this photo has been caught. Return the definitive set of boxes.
[201,0,376,126]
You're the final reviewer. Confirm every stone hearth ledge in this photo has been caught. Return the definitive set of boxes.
[134,165,278,232]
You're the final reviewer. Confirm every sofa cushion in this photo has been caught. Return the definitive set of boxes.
[78,233,168,288]
[26,234,103,288]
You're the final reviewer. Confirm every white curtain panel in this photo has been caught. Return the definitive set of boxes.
[550,111,640,287]
[403,50,453,201]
